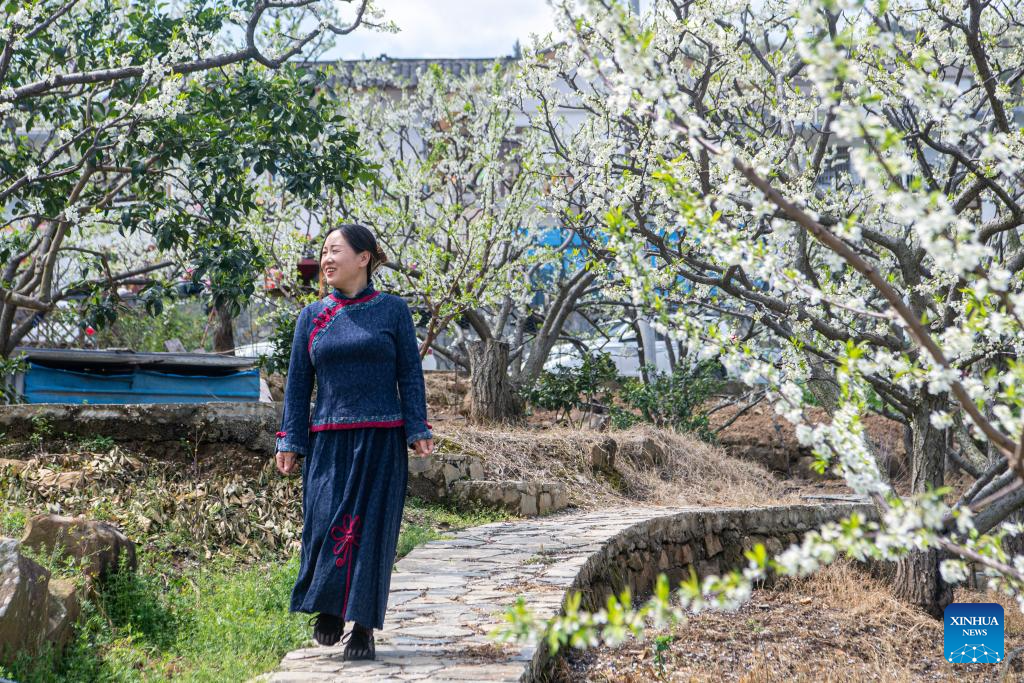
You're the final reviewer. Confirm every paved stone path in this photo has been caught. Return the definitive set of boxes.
[261,505,694,682]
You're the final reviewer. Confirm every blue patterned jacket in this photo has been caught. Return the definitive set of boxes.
[274,281,433,457]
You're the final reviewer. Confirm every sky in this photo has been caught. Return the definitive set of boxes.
[324,0,561,60]
[322,0,650,61]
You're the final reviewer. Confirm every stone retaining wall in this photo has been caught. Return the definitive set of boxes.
[407,452,485,500]
[530,502,879,681]
[451,479,568,516]
[407,454,569,517]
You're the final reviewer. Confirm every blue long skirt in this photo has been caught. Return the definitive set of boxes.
[289,427,408,630]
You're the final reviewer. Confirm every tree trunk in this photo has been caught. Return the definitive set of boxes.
[891,395,954,618]
[804,354,841,413]
[467,339,523,424]
[892,546,951,619]
[638,317,659,378]
[665,333,677,373]
[806,354,952,617]
[212,301,235,354]
[630,318,649,384]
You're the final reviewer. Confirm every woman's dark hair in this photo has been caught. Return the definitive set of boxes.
[317,222,388,297]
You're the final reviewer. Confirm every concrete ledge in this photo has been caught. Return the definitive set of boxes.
[0,402,281,454]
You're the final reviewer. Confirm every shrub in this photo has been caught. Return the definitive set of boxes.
[525,350,619,428]
[259,306,298,375]
[609,360,722,441]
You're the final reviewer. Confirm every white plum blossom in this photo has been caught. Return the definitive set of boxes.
[940,560,970,585]
[930,411,954,430]
[494,0,1024,651]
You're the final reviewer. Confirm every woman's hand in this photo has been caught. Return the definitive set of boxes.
[276,450,299,475]
[411,438,434,458]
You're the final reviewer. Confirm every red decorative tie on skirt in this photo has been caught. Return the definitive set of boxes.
[330,514,362,620]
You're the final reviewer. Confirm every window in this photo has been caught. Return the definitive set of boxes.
[816,145,850,189]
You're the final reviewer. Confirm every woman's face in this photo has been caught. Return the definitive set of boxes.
[320,230,370,289]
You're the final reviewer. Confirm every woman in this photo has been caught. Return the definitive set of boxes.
[274,223,435,661]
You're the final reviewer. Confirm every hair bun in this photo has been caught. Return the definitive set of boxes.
[374,244,388,264]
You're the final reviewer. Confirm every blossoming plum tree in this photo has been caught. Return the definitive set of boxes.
[493,0,1024,651]
[331,60,599,421]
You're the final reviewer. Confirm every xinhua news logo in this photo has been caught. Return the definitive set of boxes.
[944,602,1004,664]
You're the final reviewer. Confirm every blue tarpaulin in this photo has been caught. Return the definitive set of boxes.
[23,362,260,404]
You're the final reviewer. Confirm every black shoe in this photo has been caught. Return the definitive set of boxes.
[308,612,343,646]
[341,622,375,661]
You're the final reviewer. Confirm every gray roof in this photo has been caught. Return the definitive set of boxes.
[13,346,259,372]
[298,56,519,89]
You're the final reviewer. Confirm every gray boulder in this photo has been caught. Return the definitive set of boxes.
[589,436,618,471]
[619,435,667,467]
[0,539,57,666]
[44,578,80,651]
[21,514,136,580]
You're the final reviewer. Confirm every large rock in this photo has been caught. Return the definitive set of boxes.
[589,437,617,472]
[407,453,486,503]
[0,540,81,667]
[44,579,79,652]
[407,456,447,501]
[21,515,136,580]
[0,539,52,666]
[619,435,667,467]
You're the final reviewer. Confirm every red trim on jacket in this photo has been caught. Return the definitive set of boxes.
[310,419,405,431]
[328,291,379,306]
[308,291,381,354]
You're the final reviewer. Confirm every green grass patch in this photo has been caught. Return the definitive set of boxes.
[2,495,516,681]
[0,505,27,537]
[397,495,516,559]
[397,521,448,558]
[1,553,311,683]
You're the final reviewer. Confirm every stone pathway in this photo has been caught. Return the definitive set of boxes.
[261,505,695,682]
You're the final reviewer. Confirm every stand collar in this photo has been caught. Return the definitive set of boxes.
[331,281,375,300]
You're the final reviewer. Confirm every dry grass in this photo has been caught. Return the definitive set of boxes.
[423,369,469,410]
[559,559,1024,682]
[430,421,809,510]
[422,369,836,510]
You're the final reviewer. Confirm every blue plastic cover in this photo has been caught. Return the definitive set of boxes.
[23,362,260,404]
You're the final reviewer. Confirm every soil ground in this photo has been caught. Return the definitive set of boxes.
[558,561,1024,682]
